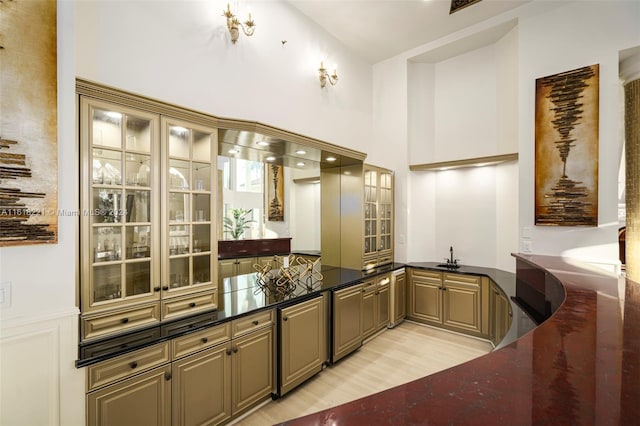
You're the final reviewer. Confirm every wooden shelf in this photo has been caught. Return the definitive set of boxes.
[409,153,518,172]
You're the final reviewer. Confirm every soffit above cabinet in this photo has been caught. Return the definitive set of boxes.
[409,152,518,171]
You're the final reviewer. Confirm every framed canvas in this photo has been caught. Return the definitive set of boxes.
[267,164,284,221]
[0,0,58,245]
[535,64,599,226]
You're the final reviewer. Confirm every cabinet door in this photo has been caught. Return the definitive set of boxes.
[231,326,274,415]
[408,269,443,324]
[393,271,406,324]
[280,296,325,396]
[80,97,161,315]
[218,259,236,279]
[376,283,390,330]
[236,257,257,276]
[162,118,217,301]
[87,365,171,426]
[491,283,512,345]
[171,343,231,426]
[362,280,377,339]
[443,273,481,334]
[332,284,364,362]
[377,170,393,262]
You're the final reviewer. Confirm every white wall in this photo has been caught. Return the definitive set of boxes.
[385,0,639,271]
[0,1,85,425]
[74,0,373,154]
[518,0,640,270]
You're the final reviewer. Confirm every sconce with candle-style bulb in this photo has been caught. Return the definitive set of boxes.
[223,3,255,43]
[318,62,338,88]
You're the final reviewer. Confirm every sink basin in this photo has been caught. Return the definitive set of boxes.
[436,263,460,269]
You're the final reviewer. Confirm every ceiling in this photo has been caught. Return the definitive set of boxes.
[287,0,530,63]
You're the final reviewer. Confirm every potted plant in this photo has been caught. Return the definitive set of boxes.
[223,208,255,240]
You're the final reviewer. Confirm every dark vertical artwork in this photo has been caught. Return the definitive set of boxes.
[450,0,482,14]
[535,65,599,226]
[0,0,58,245]
[268,164,284,221]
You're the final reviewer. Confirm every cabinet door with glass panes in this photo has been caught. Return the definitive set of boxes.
[80,98,161,314]
[362,165,393,270]
[162,118,217,299]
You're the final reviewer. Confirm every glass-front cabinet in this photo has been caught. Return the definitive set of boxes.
[80,95,218,341]
[81,98,160,315]
[162,118,216,298]
[362,165,394,270]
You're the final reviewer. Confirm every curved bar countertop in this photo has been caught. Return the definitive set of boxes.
[281,254,640,426]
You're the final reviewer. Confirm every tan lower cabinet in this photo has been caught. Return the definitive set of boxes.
[278,296,325,396]
[390,269,406,326]
[362,279,377,338]
[231,326,274,414]
[490,281,512,345]
[363,275,391,339]
[86,342,172,426]
[172,344,231,426]
[218,257,258,279]
[408,269,488,338]
[332,283,364,362]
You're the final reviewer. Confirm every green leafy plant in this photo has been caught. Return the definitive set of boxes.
[223,208,255,240]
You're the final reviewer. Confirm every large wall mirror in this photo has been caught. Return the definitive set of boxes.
[217,127,363,265]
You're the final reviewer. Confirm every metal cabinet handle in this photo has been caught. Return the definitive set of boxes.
[232,346,238,353]
[189,302,196,308]
[283,316,288,322]
[252,320,259,326]
[129,361,138,369]
[121,318,129,324]
[226,348,232,356]
[164,372,172,381]
[201,337,208,344]
[153,287,161,292]
[162,286,169,291]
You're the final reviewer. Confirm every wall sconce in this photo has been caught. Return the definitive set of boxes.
[318,62,338,88]
[223,3,255,43]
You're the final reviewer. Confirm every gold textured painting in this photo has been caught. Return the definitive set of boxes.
[535,64,599,226]
[268,164,284,221]
[0,0,58,245]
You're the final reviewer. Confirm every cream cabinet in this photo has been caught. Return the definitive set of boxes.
[408,269,488,337]
[218,257,259,279]
[79,94,218,341]
[490,281,513,345]
[332,284,364,362]
[362,274,391,339]
[278,296,325,396]
[390,269,406,327]
[86,342,172,426]
[322,163,394,271]
[362,165,394,269]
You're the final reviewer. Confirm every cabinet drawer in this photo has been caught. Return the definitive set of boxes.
[444,273,481,287]
[376,273,391,286]
[232,309,273,337]
[82,304,160,341]
[87,342,170,391]
[172,322,231,360]
[161,291,218,321]
[377,253,393,266]
[410,268,442,283]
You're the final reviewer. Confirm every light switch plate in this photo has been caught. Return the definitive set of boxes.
[522,240,532,253]
[0,282,11,308]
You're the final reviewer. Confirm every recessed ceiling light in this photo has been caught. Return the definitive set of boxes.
[228,149,239,154]
[266,156,276,161]
[326,156,336,162]
[296,150,306,155]
[296,162,305,167]
[257,141,270,147]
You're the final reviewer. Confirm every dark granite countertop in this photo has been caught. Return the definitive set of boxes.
[76,262,405,367]
[280,254,640,425]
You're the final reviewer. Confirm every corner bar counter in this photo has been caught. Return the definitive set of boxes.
[281,254,640,426]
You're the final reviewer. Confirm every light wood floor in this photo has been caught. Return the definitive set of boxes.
[231,321,493,426]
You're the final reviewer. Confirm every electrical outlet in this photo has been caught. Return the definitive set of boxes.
[522,240,532,253]
[0,281,11,308]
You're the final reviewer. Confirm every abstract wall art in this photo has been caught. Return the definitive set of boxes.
[0,0,58,245]
[267,164,284,222]
[535,64,599,226]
